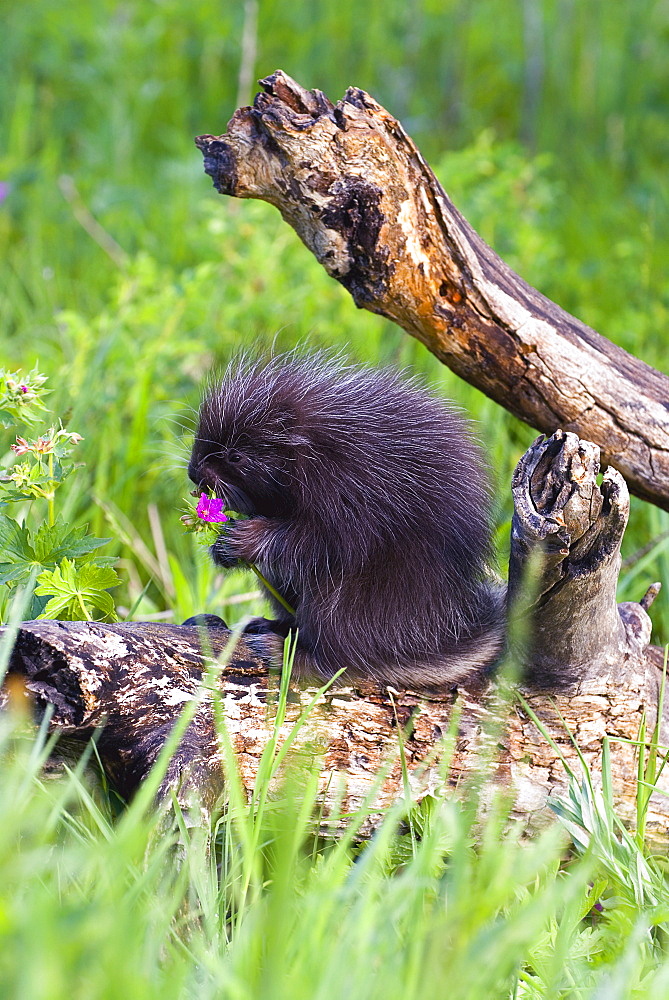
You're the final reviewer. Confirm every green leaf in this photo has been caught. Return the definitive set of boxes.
[0,563,35,585]
[0,513,36,562]
[0,408,16,428]
[0,489,41,504]
[27,592,50,620]
[35,559,121,622]
[32,520,111,564]
[83,555,118,568]
[31,521,77,563]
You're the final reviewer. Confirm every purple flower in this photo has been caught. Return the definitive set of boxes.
[20,385,28,393]
[196,493,228,523]
[0,183,10,204]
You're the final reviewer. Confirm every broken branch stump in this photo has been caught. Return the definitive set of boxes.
[195,70,669,510]
[2,433,667,840]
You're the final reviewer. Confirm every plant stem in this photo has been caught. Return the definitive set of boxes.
[47,453,55,526]
[249,563,295,615]
[77,592,92,621]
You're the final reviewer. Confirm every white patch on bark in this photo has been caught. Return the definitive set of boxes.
[397,198,432,271]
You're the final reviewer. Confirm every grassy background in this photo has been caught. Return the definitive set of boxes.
[1,690,668,1000]
[2,0,668,631]
[2,2,669,995]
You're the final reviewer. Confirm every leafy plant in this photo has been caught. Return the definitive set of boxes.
[0,367,119,621]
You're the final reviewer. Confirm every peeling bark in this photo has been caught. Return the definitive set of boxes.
[1,435,666,839]
[1,75,666,841]
[195,70,669,510]
[509,430,651,687]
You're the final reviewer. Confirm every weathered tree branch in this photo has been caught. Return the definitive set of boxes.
[509,430,653,687]
[2,433,666,838]
[195,70,669,510]
[2,76,666,841]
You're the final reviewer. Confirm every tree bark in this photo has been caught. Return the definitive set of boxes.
[509,430,652,687]
[2,75,666,841]
[194,70,669,511]
[2,434,666,839]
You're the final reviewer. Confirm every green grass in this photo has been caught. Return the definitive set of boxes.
[2,654,669,1000]
[2,0,667,632]
[2,0,669,994]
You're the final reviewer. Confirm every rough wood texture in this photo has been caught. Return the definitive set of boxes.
[195,70,669,510]
[509,430,654,687]
[2,432,666,838]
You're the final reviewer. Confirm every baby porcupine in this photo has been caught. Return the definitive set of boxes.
[188,354,504,687]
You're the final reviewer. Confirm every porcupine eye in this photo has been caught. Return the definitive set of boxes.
[227,449,242,464]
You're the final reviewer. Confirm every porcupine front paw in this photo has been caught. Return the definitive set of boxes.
[209,518,247,568]
[210,517,272,568]
[243,616,293,638]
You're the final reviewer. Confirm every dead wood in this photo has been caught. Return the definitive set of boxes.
[1,433,666,839]
[1,75,667,841]
[195,70,669,511]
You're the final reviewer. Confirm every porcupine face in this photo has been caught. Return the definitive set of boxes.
[188,388,301,519]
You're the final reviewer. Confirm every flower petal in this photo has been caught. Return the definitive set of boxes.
[195,493,228,523]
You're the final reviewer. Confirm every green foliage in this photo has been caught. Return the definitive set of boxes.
[0,368,118,621]
[2,2,669,993]
[0,367,49,428]
[0,516,109,583]
[2,0,667,630]
[35,559,121,622]
[2,638,669,999]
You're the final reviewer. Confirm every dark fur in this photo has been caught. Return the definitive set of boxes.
[188,354,504,686]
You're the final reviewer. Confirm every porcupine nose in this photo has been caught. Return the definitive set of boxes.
[188,458,216,493]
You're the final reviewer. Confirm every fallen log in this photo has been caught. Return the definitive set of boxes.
[2,432,666,839]
[195,70,669,511]
[3,75,667,839]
